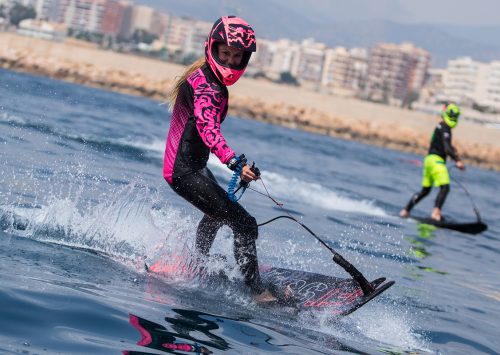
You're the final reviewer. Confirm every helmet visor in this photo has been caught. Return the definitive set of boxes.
[447,110,460,120]
[211,43,252,70]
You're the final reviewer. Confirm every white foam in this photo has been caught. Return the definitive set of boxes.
[2,183,188,263]
[348,304,429,351]
[295,301,429,353]
[247,172,387,218]
[0,112,26,124]
[116,137,165,155]
[206,156,387,217]
[100,146,388,218]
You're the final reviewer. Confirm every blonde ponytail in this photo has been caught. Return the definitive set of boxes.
[168,57,206,110]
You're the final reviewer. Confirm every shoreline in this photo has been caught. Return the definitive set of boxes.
[1,32,499,170]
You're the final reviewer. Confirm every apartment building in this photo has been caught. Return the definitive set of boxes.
[124,5,153,36]
[22,0,107,32]
[419,68,446,104]
[484,61,500,110]
[58,0,105,32]
[443,57,489,106]
[163,17,211,59]
[250,38,300,79]
[163,16,193,56]
[321,46,368,96]
[364,42,430,106]
[292,38,326,84]
[182,19,211,59]
[445,58,500,110]
[100,0,128,36]
[149,10,169,38]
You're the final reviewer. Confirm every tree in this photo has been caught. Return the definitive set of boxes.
[279,71,300,86]
[131,29,157,45]
[0,4,6,19]
[181,53,199,65]
[403,91,420,109]
[69,29,103,43]
[9,3,36,26]
[252,71,268,80]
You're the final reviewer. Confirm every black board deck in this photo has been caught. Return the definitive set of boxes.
[260,266,394,316]
[411,215,487,235]
[147,260,394,316]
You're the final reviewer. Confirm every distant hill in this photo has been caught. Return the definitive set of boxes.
[317,21,500,67]
[136,0,500,67]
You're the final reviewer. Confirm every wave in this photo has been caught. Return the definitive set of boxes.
[0,182,180,262]
[207,156,387,217]
[259,171,387,216]
[1,112,163,164]
[2,111,387,218]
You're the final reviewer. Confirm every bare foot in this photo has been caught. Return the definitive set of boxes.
[431,207,441,221]
[399,209,409,218]
[253,289,278,304]
[283,285,294,300]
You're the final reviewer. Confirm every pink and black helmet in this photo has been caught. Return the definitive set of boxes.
[205,16,256,86]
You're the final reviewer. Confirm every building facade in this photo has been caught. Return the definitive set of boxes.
[100,0,128,36]
[483,61,500,110]
[321,46,368,96]
[364,42,431,106]
[292,38,326,85]
[250,38,300,80]
[442,57,488,106]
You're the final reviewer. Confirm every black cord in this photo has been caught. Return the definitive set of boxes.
[250,180,375,295]
[449,166,482,222]
[258,215,291,227]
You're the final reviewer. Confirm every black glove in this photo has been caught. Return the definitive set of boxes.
[227,154,247,171]
[250,162,261,178]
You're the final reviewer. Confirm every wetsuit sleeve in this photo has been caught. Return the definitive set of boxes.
[192,82,235,164]
[442,130,460,161]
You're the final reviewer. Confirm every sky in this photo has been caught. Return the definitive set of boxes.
[282,0,500,27]
[138,0,500,27]
[392,0,500,26]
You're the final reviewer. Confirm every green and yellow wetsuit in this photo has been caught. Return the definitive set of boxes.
[422,122,460,187]
[404,121,461,213]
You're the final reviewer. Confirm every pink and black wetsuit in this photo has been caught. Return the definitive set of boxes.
[163,64,263,294]
[163,65,234,183]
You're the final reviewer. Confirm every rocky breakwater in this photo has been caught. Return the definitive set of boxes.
[230,96,499,170]
[230,96,428,150]
[0,45,172,99]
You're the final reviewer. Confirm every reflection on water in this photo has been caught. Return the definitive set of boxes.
[406,224,437,260]
[125,310,219,354]
[405,223,447,278]
[416,224,437,240]
[124,308,366,354]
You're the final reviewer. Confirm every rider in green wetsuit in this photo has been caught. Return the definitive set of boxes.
[400,103,465,221]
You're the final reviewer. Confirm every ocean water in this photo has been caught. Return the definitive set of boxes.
[1,68,499,355]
